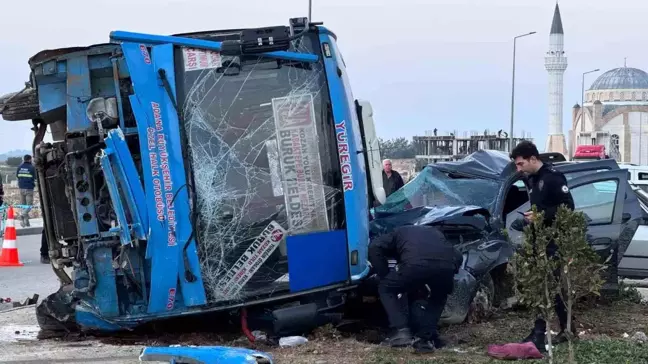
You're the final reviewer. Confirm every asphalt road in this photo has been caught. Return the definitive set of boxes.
[0,234,60,303]
[0,235,143,363]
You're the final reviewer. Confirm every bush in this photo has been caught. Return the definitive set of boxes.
[5,157,22,167]
[512,205,607,364]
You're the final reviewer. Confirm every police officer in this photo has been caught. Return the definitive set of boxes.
[16,154,36,227]
[509,141,575,349]
[368,224,462,352]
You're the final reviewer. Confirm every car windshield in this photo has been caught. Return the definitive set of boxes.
[174,33,345,302]
[375,166,501,214]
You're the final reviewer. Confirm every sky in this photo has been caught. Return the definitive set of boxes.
[1,0,647,153]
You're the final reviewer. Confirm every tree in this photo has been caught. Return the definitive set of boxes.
[552,206,607,363]
[512,206,607,364]
[511,206,560,363]
[378,137,416,159]
[5,156,22,167]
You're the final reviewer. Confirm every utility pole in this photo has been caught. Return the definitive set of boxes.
[509,31,536,152]
[581,69,600,131]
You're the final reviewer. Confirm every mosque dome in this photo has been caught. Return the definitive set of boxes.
[589,67,648,90]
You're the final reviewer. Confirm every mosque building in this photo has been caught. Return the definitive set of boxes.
[570,65,648,164]
[542,3,648,164]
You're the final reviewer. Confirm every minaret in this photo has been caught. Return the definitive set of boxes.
[544,3,568,156]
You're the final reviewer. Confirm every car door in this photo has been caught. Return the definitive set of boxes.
[567,170,628,289]
[619,183,648,279]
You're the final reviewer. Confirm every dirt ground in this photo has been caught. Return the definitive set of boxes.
[102,298,648,363]
[2,297,647,363]
[240,299,648,363]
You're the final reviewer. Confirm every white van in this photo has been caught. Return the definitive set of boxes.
[618,164,648,193]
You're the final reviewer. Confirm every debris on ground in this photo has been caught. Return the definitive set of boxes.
[487,341,544,360]
[0,294,39,312]
[0,324,40,343]
[279,336,309,347]
[139,345,274,364]
[1,299,648,363]
[631,331,647,344]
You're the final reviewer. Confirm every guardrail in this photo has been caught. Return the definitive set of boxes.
[0,204,41,236]
[0,204,38,212]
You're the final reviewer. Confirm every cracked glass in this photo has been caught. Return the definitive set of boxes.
[175,33,345,303]
[375,167,501,214]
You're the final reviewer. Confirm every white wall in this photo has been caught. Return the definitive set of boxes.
[628,112,648,165]
[601,114,625,160]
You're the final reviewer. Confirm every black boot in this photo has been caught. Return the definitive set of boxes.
[554,320,578,344]
[380,328,414,347]
[432,336,446,349]
[412,338,435,353]
[412,335,445,354]
[521,319,546,352]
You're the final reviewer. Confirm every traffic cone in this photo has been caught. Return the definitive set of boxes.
[0,207,24,267]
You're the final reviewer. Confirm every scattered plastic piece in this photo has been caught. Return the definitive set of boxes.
[139,345,273,363]
[487,342,544,360]
[278,336,308,347]
[252,330,267,341]
[632,331,647,343]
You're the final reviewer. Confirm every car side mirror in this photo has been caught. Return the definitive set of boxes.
[622,212,631,223]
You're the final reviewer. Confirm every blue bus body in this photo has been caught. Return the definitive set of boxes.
[26,20,372,332]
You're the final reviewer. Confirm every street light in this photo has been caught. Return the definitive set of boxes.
[581,69,600,111]
[509,31,537,152]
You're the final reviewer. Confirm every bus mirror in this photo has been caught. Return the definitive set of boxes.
[356,99,386,204]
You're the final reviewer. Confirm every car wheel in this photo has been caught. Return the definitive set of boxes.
[466,273,495,323]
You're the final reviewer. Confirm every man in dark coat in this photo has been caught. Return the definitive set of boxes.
[369,225,462,352]
[382,159,405,197]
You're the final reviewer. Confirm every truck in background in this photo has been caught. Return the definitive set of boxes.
[572,144,609,161]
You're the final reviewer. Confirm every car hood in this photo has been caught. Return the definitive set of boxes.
[370,204,491,237]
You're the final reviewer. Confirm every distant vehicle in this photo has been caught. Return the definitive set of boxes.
[618,164,648,193]
[573,145,609,161]
[539,152,567,163]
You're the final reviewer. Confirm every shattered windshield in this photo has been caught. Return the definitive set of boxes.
[375,166,500,214]
[175,33,344,303]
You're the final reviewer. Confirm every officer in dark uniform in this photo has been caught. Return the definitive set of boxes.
[368,224,462,352]
[509,141,575,349]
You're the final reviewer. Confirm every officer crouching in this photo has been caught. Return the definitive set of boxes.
[368,224,462,352]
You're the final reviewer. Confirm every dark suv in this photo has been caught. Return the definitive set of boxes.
[364,150,647,325]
